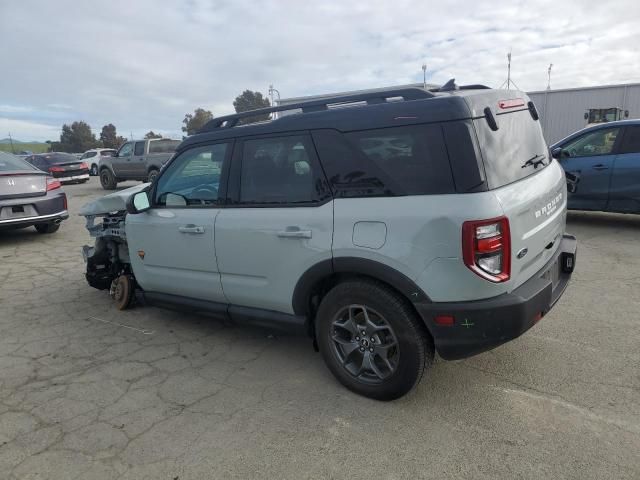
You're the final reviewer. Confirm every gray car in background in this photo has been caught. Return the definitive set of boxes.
[98,138,180,190]
[0,152,68,234]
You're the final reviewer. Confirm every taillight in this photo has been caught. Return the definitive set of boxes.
[80,162,89,169]
[49,166,64,173]
[46,177,62,191]
[462,216,511,282]
[498,98,525,109]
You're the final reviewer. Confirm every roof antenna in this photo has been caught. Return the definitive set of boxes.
[439,79,458,91]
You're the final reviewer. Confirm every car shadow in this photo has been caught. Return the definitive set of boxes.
[567,210,640,230]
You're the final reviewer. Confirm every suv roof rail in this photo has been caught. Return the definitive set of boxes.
[198,87,436,132]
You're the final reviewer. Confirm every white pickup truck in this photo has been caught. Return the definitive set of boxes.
[98,138,180,190]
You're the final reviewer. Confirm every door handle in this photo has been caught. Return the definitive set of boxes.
[178,225,205,234]
[277,227,312,239]
[592,164,608,170]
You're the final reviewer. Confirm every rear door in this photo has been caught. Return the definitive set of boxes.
[112,142,134,177]
[558,126,620,211]
[215,133,333,314]
[609,125,640,213]
[125,142,231,303]
[473,100,567,290]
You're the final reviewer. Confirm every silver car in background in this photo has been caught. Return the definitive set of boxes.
[0,152,68,234]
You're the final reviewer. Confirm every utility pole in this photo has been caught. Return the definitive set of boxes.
[268,84,280,119]
[547,63,553,90]
[421,64,427,89]
[8,132,15,154]
[507,51,512,90]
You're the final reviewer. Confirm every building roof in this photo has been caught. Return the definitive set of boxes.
[528,82,640,95]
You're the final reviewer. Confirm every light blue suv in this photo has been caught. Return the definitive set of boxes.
[81,83,577,400]
[551,120,640,214]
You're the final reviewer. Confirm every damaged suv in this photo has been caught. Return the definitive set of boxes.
[81,82,577,400]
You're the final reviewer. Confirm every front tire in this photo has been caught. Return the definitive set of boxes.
[147,168,159,183]
[100,168,117,190]
[35,222,60,234]
[316,280,433,401]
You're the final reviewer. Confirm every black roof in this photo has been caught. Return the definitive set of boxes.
[179,83,526,152]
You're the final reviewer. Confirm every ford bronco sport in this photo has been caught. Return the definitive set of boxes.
[80,81,577,400]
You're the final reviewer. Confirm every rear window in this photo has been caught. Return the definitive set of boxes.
[149,139,180,154]
[312,124,455,197]
[0,152,37,171]
[38,153,78,164]
[474,107,549,189]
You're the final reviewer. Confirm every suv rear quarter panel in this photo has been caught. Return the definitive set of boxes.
[332,193,509,303]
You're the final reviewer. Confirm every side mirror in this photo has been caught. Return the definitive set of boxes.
[112,151,119,158]
[551,147,563,159]
[126,191,151,214]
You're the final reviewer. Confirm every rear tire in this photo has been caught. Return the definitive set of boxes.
[316,279,433,401]
[147,168,159,183]
[100,168,117,190]
[35,222,60,234]
[110,275,134,310]
[90,164,98,176]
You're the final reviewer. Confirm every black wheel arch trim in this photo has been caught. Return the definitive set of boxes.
[292,257,432,316]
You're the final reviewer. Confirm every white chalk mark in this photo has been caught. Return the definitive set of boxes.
[88,316,154,335]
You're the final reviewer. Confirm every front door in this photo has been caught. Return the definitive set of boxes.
[559,126,621,211]
[215,133,334,314]
[126,142,231,303]
[112,142,134,178]
[131,141,148,179]
[609,125,640,213]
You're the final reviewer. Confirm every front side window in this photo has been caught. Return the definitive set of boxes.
[118,143,133,157]
[562,128,620,158]
[239,135,325,204]
[134,142,145,156]
[154,143,228,207]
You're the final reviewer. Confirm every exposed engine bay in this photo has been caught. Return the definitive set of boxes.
[80,184,147,308]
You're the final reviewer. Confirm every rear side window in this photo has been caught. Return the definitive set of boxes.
[474,107,550,189]
[239,134,328,204]
[619,126,640,154]
[313,125,454,197]
[149,139,180,154]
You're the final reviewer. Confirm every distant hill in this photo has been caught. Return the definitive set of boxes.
[0,138,46,144]
[0,142,50,154]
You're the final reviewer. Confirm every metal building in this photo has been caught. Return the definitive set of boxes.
[528,83,640,144]
[276,82,640,145]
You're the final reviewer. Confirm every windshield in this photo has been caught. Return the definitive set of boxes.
[0,151,38,171]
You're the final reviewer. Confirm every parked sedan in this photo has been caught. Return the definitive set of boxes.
[0,152,68,233]
[551,119,640,214]
[25,152,90,184]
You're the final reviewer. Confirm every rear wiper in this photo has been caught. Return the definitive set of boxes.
[521,153,546,169]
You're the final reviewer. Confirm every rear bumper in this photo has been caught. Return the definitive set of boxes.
[416,234,577,360]
[0,191,68,227]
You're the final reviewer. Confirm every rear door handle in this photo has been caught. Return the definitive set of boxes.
[178,225,205,234]
[277,227,312,239]
[592,164,609,170]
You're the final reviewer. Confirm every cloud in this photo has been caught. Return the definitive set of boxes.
[1,0,638,141]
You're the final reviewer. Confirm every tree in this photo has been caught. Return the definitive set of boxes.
[182,108,213,136]
[100,124,119,149]
[56,121,99,152]
[233,90,271,124]
[144,131,163,139]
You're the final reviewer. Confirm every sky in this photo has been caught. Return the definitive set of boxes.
[1,0,639,142]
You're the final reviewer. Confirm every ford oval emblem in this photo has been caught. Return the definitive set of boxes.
[517,248,528,259]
